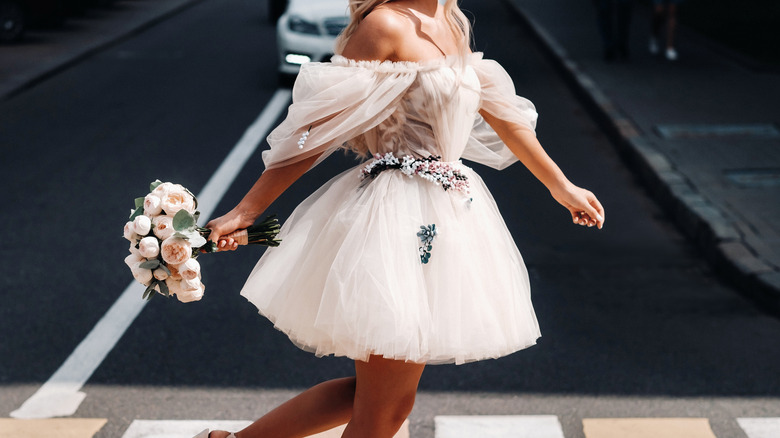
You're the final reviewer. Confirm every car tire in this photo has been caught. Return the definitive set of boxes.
[0,0,25,42]
[269,0,287,23]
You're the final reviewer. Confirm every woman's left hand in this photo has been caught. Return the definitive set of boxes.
[550,183,605,229]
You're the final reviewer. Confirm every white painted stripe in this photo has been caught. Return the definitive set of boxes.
[737,418,780,438]
[435,415,565,438]
[122,420,253,438]
[10,89,292,420]
[122,419,409,438]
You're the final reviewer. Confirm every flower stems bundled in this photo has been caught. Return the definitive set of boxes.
[123,180,281,303]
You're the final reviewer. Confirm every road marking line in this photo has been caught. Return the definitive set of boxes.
[434,415,564,438]
[737,418,780,438]
[0,418,107,438]
[121,419,408,438]
[583,418,716,438]
[10,89,292,420]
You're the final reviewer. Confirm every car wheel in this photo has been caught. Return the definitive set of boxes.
[269,0,287,23]
[0,1,25,42]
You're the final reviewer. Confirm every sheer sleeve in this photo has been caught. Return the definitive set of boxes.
[462,58,539,170]
[262,58,418,171]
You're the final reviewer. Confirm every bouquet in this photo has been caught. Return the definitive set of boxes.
[123,180,281,302]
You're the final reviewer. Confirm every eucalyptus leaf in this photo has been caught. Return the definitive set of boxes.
[173,210,196,232]
[158,280,170,297]
[129,205,145,221]
[188,233,207,248]
[159,264,171,276]
[139,259,160,270]
[150,180,163,192]
[134,197,145,209]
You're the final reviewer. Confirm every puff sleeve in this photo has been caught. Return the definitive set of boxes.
[262,57,418,171]
[462,58,539,170]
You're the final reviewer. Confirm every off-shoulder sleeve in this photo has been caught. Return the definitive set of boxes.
[462,58,539,170]
[262,58,418,171]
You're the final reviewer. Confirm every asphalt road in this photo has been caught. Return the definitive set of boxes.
[1,0,779,437]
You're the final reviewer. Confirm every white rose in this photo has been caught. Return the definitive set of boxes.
[160,237,191,265]
[153,268,169,281]
[152,182,175,198]
[129,242,142,258]
[161,185,196,215]
[166,278,204,303]
[124,252,144,269]
[123,221,138,242]
[133,215,152,236]
[179,284,204,302]
[152,215,175,240]
[181,277,201,291]
[179,258,201,281]
[143,194,163,216]
[138,236,160,259]
[130,264,153,286]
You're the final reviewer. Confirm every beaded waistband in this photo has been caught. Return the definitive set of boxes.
[360,152,470,194]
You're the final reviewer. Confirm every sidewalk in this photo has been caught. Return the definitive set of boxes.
[0,0,202,101]
[505,0,780,313]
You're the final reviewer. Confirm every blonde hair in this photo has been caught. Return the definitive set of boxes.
[334,0,473,55]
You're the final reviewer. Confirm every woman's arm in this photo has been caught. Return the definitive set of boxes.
[206,153,322,251]
[479,109,605,229]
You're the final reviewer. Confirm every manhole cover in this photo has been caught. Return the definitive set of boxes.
[724,168,780,188]
[655,124,780,139]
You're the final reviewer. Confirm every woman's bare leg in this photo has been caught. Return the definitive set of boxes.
[209,377,357,438]
[342,356,426,438]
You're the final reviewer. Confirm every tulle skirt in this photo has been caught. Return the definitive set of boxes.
[240,164,540,365]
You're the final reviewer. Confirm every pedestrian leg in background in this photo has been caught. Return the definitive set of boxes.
[651,0,680,60]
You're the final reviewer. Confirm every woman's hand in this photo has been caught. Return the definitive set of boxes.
[206,209,257,252]
[550,182,605,229]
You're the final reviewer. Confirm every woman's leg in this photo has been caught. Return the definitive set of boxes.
[342,356,426,438]
[210,376,357,438]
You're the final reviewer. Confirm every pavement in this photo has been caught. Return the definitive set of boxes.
[0,0,203,101]
[506,0,780,314]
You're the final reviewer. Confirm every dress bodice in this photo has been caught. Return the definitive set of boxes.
[263,52,538,172]
[338,56,483,162]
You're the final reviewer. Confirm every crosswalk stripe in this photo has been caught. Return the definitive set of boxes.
[737,418,780,438]
[434,415,564,438]
[0,418,107,438]
[582,418,717,438]
[120,419,409,438]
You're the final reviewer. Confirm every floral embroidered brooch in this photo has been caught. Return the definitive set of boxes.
[417,224,437,264]
[360,152,470,194]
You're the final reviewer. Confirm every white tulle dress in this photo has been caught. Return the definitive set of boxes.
[240,53,541,365]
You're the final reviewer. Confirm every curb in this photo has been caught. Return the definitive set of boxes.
[504,0,780,314]
[1,0,206,102]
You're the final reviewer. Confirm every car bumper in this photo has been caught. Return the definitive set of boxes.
[276,16,338,75]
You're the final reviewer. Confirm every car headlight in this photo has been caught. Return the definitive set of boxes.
[288,15,320,35]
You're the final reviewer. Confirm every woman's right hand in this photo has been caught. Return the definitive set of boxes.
[206,209,257,252]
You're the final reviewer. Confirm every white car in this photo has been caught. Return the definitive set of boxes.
[276,0,349,76]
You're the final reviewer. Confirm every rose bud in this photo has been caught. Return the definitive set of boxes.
[133,215,152,236]
[130,265,153,286]
[143,194,163,216]
[124,221,138,242]
[179,258,201,281]
[138,236,160,259]
[153,268,169,281]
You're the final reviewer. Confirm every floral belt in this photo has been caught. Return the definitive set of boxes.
[359,152,470,195]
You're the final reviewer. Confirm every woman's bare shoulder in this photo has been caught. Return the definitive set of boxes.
[340,7,412,61]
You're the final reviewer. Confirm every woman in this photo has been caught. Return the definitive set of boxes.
[650,0,681,60]
[200,0,605,437]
